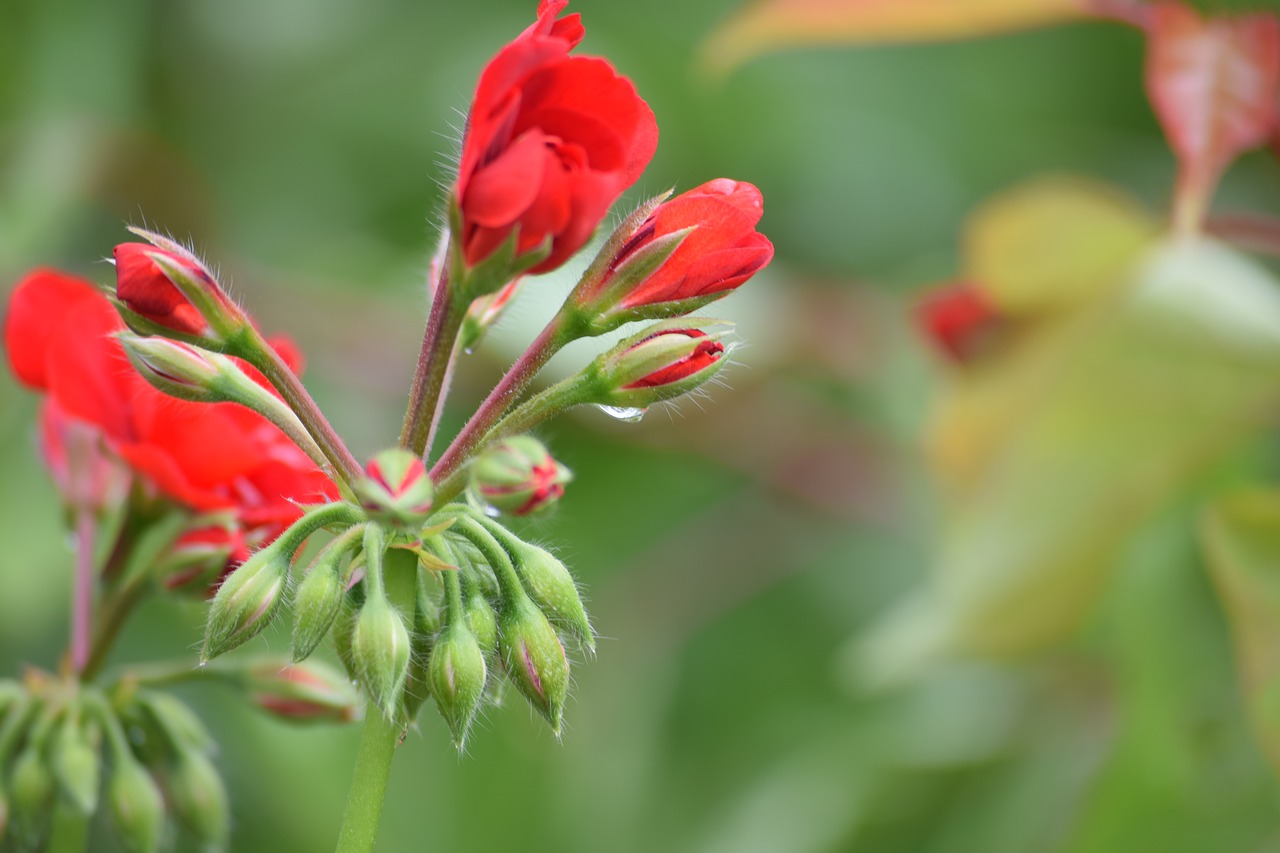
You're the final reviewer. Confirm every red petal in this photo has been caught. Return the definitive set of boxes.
[4,269,102,390]
[45,300,138,440]
[464,130,550,229]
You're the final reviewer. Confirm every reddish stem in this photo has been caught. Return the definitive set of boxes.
[401,267,464,457]
[71,510,95,674]
[430,319,565,486]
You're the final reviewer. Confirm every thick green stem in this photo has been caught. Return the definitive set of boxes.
[334,547,418,853]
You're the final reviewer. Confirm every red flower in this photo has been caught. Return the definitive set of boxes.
[4,269,335,544]
[456,0,658,275]
[604,179,774,311]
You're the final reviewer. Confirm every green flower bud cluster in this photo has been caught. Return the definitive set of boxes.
[0,676,230,853]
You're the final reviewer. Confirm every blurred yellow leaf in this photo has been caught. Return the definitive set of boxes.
[964,177,1158,314]
[702,0,1091,74]
[1201,489,1280,773]
[858,238,1280,685]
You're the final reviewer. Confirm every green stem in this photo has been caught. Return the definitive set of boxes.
[334,547,417,853]
[433,375,593,505]
[47,802,90,853]
[401,270,467,458]
[239,328,363,489]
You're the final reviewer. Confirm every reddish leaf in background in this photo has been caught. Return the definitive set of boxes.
[1145,3,1280,233]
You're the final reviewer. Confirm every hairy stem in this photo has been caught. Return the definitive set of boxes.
[402,269,466,458]
[334,548,418,853]
[430,315,571,487]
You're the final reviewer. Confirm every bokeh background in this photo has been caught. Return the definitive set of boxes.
[4,0,1280,850]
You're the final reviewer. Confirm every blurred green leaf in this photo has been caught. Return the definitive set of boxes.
[859,235,1280,682]
[1202,488,1280,773]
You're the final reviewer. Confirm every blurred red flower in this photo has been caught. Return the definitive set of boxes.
[456,0,658,274]
[4,268,335,536]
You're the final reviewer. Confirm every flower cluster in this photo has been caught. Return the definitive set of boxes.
[1,0,773,846]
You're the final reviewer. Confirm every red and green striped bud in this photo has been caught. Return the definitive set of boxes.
[587,319,735,408]
[470,436,572,516]
[355,449,434,530]
[163,747,229,849]
[245,661,361,724]
[498,594,570,734]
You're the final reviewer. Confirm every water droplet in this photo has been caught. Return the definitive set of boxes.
[596,405,648,423]
[482,503,502,519]
[464,347,475,355]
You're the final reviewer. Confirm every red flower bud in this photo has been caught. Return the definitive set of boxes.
[356,449,434,530]
[111,228,248,344]
[470,436,572,516]
[245,661,361,724]
[455,0,657,275]
[588,320,735,408]
[585,180,773,319]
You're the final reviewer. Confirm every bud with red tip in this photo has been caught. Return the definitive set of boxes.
[355,449,434,531]
[470,436,572,516]
[586,319,734,408]
[157,521,242,596]
[112,228,246,345]
[244,660,360,725]
[571,180,773,333]
[914,282,1006,363]
[459,278,523,353]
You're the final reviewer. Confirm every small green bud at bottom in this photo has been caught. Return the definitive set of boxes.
[428,625,488,748]
[165,748,229,848]
[109,758,165,853]
[352,596,412,715]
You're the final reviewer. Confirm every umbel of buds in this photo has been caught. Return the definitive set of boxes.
[470,436,572,516]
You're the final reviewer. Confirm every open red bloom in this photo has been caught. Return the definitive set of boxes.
[4,269,335,539]
[608,179,774,311]
[456,0,658,274]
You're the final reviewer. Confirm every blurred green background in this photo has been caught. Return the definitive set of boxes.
[4,0,1280,850]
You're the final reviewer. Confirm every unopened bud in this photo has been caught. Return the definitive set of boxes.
[51,712,100,814]
[245,660,360,724]
[9,742,53,844]
[119,335,223,403]
[108,757,165,853]
[158,522,240,595]
[510,542,593,653]
[291,535,358,662]
[352,595,412,715]
[460,278,523,352]
[164,748,229,848]
[332,590,361,683]
[588,320,734,408]
[397,640,432,726]
[470,436,572,516]
[428,623,487,747]
[355,449,434,530]
[202,544,289,662]
[113,231,244,343]
[498,595,570,733]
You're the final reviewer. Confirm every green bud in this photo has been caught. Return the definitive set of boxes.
[291,528,363,663]
[108,756,165,853]
[355,449,434,530]
[498,595,570,734]
[352,595,412,715]
[428,623,487,748]
[470,436,572,516]
[587,319,735,408]
[397,640,432,727]
[134,692,214,756]
[164,748,229,849]
[245,660,360,725]
[9,741,54,845]
[118,334,224,403]
[479,519,593,652]
[51,712,100,814]
[202,543,290,662]
[332,589,362,683]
